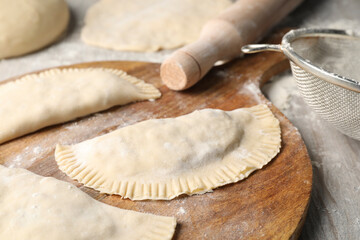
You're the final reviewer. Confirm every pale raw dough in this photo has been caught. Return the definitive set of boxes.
[81,0,232,52]
[0,0,69,59]
[55,104,281,200]
[0,165,176,240]
[0,68,161,144]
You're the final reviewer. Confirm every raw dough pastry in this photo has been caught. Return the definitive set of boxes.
[0,165,176,240]
[0,0,69,59]
[0,68,160,144]
[55,104,281,200]
[81,0,232,51]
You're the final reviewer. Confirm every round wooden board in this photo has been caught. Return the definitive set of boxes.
[0,33,312,239]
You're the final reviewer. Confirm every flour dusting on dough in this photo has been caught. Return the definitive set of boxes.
[55,104,281,200]
[81,0,232,51]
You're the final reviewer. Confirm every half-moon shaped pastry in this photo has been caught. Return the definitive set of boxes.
[0,165,176,240]
[81,0,232,52]
[55,104,281,200]
[0,68,160,144]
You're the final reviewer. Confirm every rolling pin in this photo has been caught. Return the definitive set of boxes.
[160,0,303,90]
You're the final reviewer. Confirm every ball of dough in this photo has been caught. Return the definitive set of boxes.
[0,0,69,59]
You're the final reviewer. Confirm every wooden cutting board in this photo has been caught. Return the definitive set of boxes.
[0,31,312,239]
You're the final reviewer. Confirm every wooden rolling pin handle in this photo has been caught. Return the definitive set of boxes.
[161,0,303,91]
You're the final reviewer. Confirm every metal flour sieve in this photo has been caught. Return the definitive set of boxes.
[242,28,360,140]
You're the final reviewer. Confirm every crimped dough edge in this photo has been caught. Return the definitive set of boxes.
[55,104,281,200]
[141,216,177,240]
[0,165,176,240]
[0,67,160,145]
[3,67,161,100]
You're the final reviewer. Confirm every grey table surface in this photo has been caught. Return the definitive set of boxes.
[1,0,359,239]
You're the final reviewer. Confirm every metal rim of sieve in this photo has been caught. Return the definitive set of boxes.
[242,28,360,93]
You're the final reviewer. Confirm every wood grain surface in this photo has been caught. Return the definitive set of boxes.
[0,33,312,239]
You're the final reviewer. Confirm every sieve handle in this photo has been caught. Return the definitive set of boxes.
[244,29,360,93]
[241,44,282,54]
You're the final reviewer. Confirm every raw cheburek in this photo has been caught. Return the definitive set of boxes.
[81,0,232,51]
[56,104,281,200]
[0,68,160,144]
[0,165,176,240]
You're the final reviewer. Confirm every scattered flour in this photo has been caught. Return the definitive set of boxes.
[262,70,298,113]
[355,218,360,226]
[6,145,47,169]
[177,207,186,215]
[33,146,42,154]
[7,155,36,169]
[239,82,263,104]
